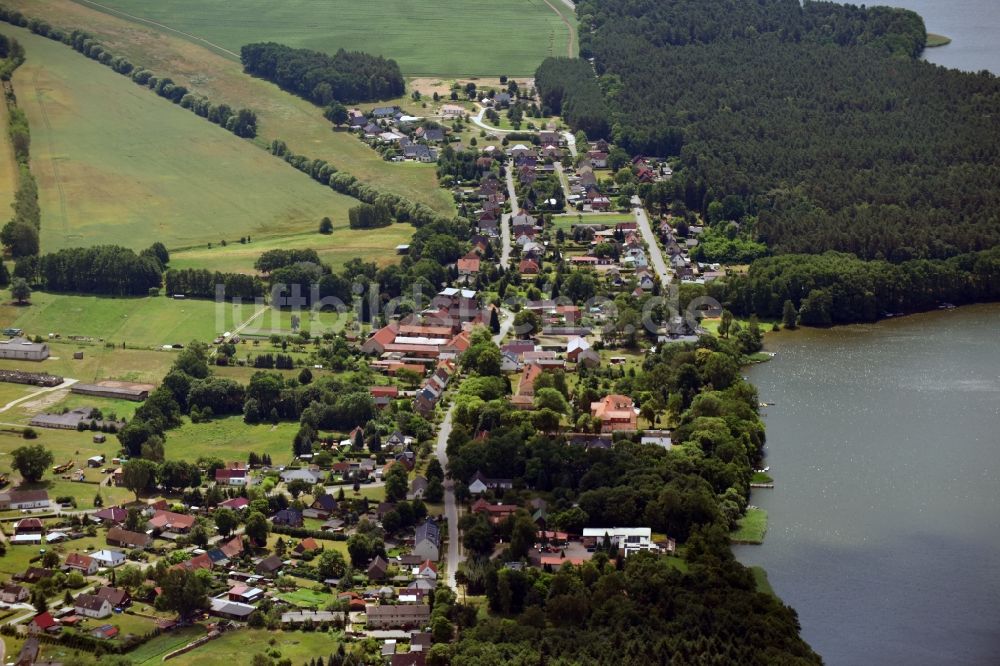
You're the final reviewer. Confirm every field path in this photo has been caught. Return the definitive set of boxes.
[0,378,78,413]
[74,0,240,60]
[542,0,577,57]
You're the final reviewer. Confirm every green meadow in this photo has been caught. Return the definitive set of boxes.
[9,27,358,252]
[74,0,574,76]
[169,225,414,274]
[2,291,258,348]
[5,0,454,215]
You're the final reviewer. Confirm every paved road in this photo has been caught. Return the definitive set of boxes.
[471,106,517,135]
[434,405,461,591]
[500,166,521,268]
[632,195,672,287]
[492,309,515,346]
[0,378,78,413]
[563,131,578,157]
[554,162,573,202]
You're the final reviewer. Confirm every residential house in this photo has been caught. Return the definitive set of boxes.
[412,521,441,561]
[75,594,112,619]
[407,476,428,500]
[219,497,250,511]
[228,584,264,603]
[107,526,152,550]
[0,583,28,604]
[91,550,126,568]
[582,527,657,556]
[280,468,322,485]
[519,258,539,275]
[29,611,59,634]
[64,553,98,576]
[467,471,514,495]
[370,385,399,409]
[148,510,196,534]
[440,104,465,117]
[14,517,43,535]
[304,493,337,520]
[272,509,304,528]
[366,603,431,630]
[92,506,128,525]
[294,538,320,556]
[590,394,638,432]
[471,498,518,525]
[367,555,389,581]
[94,586,131,609]
[510,362,542,409]
[215,464,249,486]
[256,555,284,577]
[566,337,592,363]
[457,253,481,278]
[587,151,609,168]
[0,489,50,511]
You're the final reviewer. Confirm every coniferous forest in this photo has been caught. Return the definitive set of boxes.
[531,0,1000,324]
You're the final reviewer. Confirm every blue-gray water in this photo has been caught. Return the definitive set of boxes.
[890,0,1000,73]
[736,304,1000,665]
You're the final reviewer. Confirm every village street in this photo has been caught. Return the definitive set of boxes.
[632,195,672,287]
[433,405,461,591]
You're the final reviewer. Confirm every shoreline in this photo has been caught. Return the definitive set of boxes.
[926,33,952,48]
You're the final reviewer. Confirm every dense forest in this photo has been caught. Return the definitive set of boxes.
[241,42,404,105]
[534,57,609,139]
[541,0,1000,263]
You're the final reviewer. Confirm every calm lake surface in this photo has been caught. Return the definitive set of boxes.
[736,304,1000,664]
[889,0,1000,73]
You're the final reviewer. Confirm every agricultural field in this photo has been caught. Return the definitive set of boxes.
[7,28,360,254]
[1,291,259,348]
[72,0,574,76]
[4,0,454,215]
[169,225,414,275]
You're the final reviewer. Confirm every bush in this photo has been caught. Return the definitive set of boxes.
[22,427,37,439]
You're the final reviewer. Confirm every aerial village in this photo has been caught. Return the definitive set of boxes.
[0,76,740,666]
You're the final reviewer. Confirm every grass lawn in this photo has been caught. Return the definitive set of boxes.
[169,225,414,275]
[2,292,258,349]
[165,415,300,465]
[8,27,359,254]
[0,382,37,407]
[0,347,175,397]
[72,0,572,77]
[731,507,768,544]
[551,212,635,232]
[128,625,207,665]
[926,33,952,47]
[751,471,774,484]
[278,587,335,608]
[164,628,345,666]
[5,0,453,215]
[749,565,778,598]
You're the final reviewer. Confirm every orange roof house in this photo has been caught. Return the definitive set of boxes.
[590,394,638,432]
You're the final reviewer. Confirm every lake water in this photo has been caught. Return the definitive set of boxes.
[888,0,1000,73]
[736,304,1000,665]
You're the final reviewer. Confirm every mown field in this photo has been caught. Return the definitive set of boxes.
[4,0,453,215]
[73,0,574,76]
[6,28,361,253]
[1,291,258,348]
[169,225,414,275]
